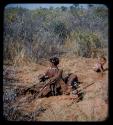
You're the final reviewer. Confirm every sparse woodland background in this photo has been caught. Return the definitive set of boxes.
[4,4,108,65]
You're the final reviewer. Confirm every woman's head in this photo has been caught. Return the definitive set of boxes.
[49,56,59,66]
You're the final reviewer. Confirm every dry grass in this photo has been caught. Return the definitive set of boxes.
[3,56,108,121]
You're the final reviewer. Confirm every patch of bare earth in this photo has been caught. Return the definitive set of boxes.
[3,57,108,121]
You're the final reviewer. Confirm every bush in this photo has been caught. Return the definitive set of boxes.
[49,20,69,44]
[64,31,103,57]
[4,6,108,65]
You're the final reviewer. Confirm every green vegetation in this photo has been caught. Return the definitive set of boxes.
[4,4,108,65]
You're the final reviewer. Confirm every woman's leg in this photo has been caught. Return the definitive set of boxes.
[54,84,57,96]
[50,84,54,96]
[67,74,78,86]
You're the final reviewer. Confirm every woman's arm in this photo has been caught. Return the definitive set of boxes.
[39,69,63,91]
[38,69,49,82]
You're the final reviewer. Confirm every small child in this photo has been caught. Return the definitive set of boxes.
[93,56,107,76]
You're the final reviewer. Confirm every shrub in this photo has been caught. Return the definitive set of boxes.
[64,31,103,57]
[4,6,108,65]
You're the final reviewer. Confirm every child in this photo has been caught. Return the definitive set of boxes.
[93,56,107,76]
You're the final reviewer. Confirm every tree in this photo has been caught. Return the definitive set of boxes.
[49,6,53,10]
[73,4,79,9]
[61,6,67,11]
[88,4,94,9]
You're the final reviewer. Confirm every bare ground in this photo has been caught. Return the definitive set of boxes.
[3,57,108,121]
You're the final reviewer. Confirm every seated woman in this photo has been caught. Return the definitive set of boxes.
[39,56,80,96]
[38,56,63,96]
